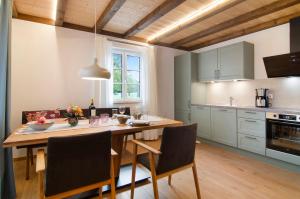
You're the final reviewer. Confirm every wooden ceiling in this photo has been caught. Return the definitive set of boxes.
[12,0,300,51]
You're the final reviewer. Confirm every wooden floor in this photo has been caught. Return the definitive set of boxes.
[14,140,300,199]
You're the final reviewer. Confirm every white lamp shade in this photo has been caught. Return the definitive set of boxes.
[79,58,111,80]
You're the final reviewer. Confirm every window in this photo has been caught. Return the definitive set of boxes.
[112,49,141,102]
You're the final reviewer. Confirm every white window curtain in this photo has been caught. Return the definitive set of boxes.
[141,45,159,140]
[95,36,113,108]
[96,36,159,140]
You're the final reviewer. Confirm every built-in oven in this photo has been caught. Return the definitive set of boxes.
[266,112,300,156]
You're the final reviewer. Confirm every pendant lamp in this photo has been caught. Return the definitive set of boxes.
[79,0,111,80]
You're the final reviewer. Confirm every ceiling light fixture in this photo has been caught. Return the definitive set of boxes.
[79,0,111,80]
[147,0,228,41]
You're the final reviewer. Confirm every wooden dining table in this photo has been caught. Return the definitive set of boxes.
[3,116,182,191]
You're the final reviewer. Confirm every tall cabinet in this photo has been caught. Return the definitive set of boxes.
[174,53,198,124]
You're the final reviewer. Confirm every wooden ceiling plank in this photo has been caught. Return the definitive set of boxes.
[152,0,246,43]
[124,0,185,38]
[172,0,300,47]
[188,12,300,51]
[95,0,126,31]
[55,0,68,26]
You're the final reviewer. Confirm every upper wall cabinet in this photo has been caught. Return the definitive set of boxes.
[198,41,254,82]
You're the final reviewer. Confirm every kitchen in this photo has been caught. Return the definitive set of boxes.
[175,18,300,166]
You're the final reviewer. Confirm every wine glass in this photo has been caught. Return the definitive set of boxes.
[119,106,126,115]
[112,109,118,119]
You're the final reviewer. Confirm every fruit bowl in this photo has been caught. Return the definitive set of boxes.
[27,121,54,131]
[116,115,131,124]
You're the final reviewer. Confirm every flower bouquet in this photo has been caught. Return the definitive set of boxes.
[64,105,84,126]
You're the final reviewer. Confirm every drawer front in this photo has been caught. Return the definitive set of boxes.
[238,133,265,155]
[238,109,265,120]
[238,118,266,138]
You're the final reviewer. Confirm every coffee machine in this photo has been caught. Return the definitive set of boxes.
[255,88,269,108]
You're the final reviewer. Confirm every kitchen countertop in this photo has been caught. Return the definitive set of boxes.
[191,103,300,114]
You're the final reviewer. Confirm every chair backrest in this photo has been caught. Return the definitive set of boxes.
[45,131,111,197]
[156,124,197,175]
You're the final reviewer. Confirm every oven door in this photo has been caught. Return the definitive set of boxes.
[266,119,300,156]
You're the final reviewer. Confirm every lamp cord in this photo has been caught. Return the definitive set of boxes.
[94,0,97,59]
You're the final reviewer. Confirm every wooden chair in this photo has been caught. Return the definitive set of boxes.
[130,124,201,199]
[36,131,117,199]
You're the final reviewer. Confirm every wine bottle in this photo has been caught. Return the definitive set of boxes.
[89,98,96,117]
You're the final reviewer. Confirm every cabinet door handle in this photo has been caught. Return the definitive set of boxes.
[188,100,191,109]
[245,136,257,140]
[219,109,228,112]
[245,120,257,123]
[245,111,256,114]
[197,106,204,110]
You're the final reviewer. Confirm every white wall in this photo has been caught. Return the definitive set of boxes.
[192,23,300,108]
[156,46,186,119]
[11,19,98,157]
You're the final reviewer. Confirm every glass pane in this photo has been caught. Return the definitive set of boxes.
[127,55,140,70]
[126,71,140,84]
[113,53,122,69]
[113,69,122,83]
[113,84,122,100]
[126,84,140,99]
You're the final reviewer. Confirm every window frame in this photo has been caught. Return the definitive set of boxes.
[112,48,142,104]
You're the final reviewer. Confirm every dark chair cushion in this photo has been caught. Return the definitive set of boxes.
[156,124,197,175]
[45,131,112,197]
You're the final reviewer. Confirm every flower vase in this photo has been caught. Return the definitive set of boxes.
[68,117,78,127]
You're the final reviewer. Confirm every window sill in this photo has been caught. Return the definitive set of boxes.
[113,100,142,104]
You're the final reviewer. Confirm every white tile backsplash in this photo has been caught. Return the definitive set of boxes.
[192,77,300,108]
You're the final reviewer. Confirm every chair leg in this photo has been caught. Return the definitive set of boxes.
[133,134,136,140]
[192,161,201,199]
[30,148,34,165]
[130,143,138,199]
[26,148,30,180]
[168,175,172,186]
[149,152,159,199]
[111,157,116,199]
[98,186,102,199]
[123,135,128,152]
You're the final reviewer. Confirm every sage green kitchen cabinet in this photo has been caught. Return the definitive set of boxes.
[198,41,254,81]
[198,49,218,81]
[175,110,191,125]
[191,105,211,139]
[174,53,198,124]
[211,107,237,147]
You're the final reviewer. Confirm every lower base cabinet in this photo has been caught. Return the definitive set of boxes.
[211,108,237,147]
[238,133,266,155]
[191,106,211,139]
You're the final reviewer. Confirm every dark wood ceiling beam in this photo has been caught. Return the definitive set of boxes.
[95,0,126,31]
[188,12,300,51]
[124,0,185,38]
[55,0,68,26]
[172,0,300,47]
[151,0,245,43]
[14,13,55,25]
[12,1,18,18]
